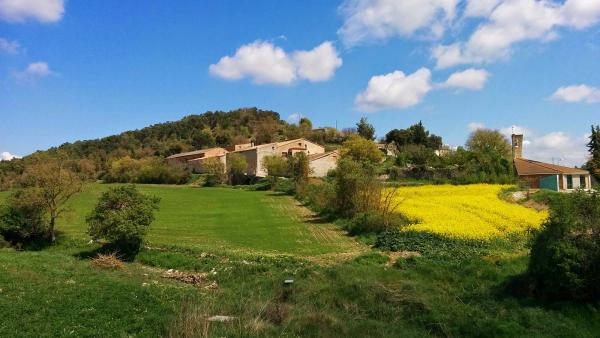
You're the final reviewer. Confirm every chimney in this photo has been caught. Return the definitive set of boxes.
[511,134,523,159]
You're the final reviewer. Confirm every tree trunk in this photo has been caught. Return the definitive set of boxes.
[49,217,56,243]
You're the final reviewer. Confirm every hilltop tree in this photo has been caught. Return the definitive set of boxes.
[385,121,442,150]
[466,129,512,160]
[356,117,375,140]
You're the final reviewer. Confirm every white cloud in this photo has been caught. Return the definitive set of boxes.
[338,0,458,47]
[468,122,486,131]
[13,61,55,83]
[209,41,296,85]
[1,151,20,161]
[0,0,64,23]
[551,84,600,103]
[464,0,501,17]
[0,37,20,54]
[498,125,589,167]
[433,0,600,68]
[293,41,343,82]
[209,41,342,85]
[355,68,432,111]
[442,68,489,90]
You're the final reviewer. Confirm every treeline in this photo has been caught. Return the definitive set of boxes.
[382,121,514,184]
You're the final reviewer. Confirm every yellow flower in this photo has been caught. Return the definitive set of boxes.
[388,184,547,240]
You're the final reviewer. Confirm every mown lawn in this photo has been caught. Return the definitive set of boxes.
[54,184,361,256]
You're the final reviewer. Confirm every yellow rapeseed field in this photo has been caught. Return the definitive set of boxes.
[390,184,547,240]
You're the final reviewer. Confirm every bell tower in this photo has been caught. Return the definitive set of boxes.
[512,134,523,159]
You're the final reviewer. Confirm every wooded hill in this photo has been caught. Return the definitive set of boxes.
[0,108,345,189]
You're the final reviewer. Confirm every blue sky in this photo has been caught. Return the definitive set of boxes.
[1,0,599,166]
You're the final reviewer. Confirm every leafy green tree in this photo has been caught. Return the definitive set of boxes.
[87,185,160,258]
[586,125,600,179]
[340,135,383,164]
[385,121,442,150]
[466,129,512,160]
[226,153,247,185]
[356,117,375,140]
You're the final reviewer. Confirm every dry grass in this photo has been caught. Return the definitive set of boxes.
[162,269,209,287]
[167,299,211,338]
[90,253,124,269]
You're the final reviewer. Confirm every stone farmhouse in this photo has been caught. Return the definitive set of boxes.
[511,134,592,192]
[166,138,338,178]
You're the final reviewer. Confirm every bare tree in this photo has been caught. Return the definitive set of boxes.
[21,157,84,242]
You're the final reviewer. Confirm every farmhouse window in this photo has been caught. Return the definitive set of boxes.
[566,175,573,189]
[580,176,586,189]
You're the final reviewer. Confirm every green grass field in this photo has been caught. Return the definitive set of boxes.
[1,184,600,337]
[53,184,362,257]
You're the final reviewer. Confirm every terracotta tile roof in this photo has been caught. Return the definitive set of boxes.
[308,150,338,161]
[166,147,227,159]
[231,138,319,153]
[514,158,589,175]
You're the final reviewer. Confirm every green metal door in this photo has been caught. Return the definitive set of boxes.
[540,175,559,191]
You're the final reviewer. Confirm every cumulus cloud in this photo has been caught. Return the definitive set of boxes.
[13,61,55,83]
[442,68,489,90]
[338,0,458,47]
[497,125,589,167]
[0,37,20,54]
[292,42,343,82]
[433,0,600,68]
[0,0,64,23]
[551,84,600,103]
[355,68,432,111]
[355,67,491,111]
[209,41,342,85]
[1,151,20,161]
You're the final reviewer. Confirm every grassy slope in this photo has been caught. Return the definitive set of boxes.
[1,185,600,337]
[56,184,360,256]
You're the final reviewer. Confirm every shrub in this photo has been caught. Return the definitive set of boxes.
[346,211,386,236]
[226,153,247,185]
[202,158,226,186]
[105,157,190,184]
[87,185,160,259]
[303,180,336,215]
[0,189,49,247]
[528,191,600,301]
[375,229,490,261]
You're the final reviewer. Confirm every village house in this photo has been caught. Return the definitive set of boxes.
[166,138,338,177]
[512,134,592,192]
[166,147,228,174]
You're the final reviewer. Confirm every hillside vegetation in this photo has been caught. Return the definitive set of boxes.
[1,185,599,337]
